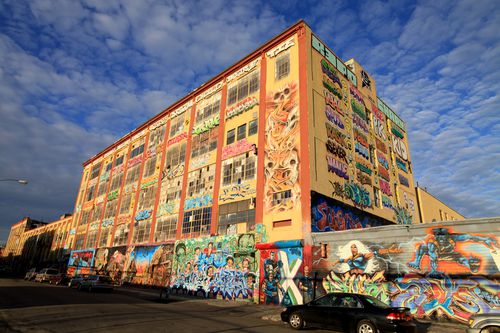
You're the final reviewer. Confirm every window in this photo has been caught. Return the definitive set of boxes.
[137,185,157,211]
[86,185,96,201]
[272,189,292,206]
[165,143,186,172]
[74,234,85,250]
[227,129,235,145]
[130,144,144,158]
[154,215,178,242]
[79,209,91,226]
[90,163,101,180]
[97,179,109,197]
[276,53,290,80]
[86,230,98,248]
[105,162,113,173]
[113,224,129,246]
[227,71,259,106]
[104,200,118,219]
[196,99,220,124]
[109,172,123,191]
[91,204,103,223]
[98,227,110,248]
[186,165,215,197]
[218,199,255,235]
[115,155,124,167]
[221,153,256,186]
[125,164,141,185]
[191,128,218,158]
[237,124,247,141]
[119,192,132,215]
[248,119,258,136]
[182,207,211,237]
[163,175,183,202]
[132,219,152,244]
[143,155,158,178]
[148,125,166,150]
[169,114,186,137]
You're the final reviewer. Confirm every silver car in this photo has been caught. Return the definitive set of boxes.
[34,268,59,283]
[467,314,500,333]
[77,275,114,292]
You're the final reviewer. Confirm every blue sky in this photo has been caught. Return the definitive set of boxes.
[0,0,499,243]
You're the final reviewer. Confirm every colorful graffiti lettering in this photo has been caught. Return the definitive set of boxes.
[326,139,348,163]
[221,139,255,160]
[356,161,372,175]
[264,82,300,212]
[192,115,220,135]
[394,206,412,226]
[184,194,213,210]
[399,174,409,187]
[225,97,258,120]
[375,137,387,154]
[382,195,393,209]
[392,135,408,160]
[157,201,176,217]
[353,113,369,133]
[391,126,404,139]
[355,142,370,160]
[135,209,152,222]
[356,171,372,186]
[219,183,256,202]
[344,181,371,208]
[396,158,408,172]
[323,271,389,303]
[377,153,389,169]
[379,178,392,196]
[378,165,391,181]
[325,104,345,126]
[167,132,188,146]
[373,117,387,140]
[326,155,349,179]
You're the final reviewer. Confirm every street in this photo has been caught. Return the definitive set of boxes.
[0,278,308,333]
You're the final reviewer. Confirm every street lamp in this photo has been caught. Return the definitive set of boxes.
[0,179,28,185]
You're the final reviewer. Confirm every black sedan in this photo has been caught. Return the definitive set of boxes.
[281,292,416,333]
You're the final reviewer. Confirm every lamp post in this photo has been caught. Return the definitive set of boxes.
[0,179,28,185]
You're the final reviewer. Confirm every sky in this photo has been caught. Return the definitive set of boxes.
[0,0,499,243]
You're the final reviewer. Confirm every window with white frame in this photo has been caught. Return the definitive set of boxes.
[132,219,152,244]
[272,189,292,206]
[182,207,211,237]
[79,209,91,226]
[104,200,118,220]
[125,164,141,185]
[169,113,186,138]
[248,119,258,136]
[91,204,103,223]
[227,71,259,106]
[74,234,85,250]
[113,224,129,246]
[164,142,186,172]
[237,124,246,141]
[142,155,158,178]
[218,199,255,235]
[275,53,290,80]
[148,124,166,150]
[190,128,218,158]
[86,229,98,248]
[137,185,157,211]
[109,172,123,191]
[154,215,178,242]
[186,165,215,197]
[227,129,235,145]
[119,192,133,215]
[98,227,110,248]
[221,153,256,186]
[195,98,220,124]
[130,143,145,158]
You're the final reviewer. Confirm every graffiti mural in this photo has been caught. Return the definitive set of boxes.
[312,225,500,323]
[264,82,300,212]
[258,242,303,306]
[219,183,256,202]
[311,192,387,232]
[170,234,257,301]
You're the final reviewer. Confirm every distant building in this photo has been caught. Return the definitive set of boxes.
[3,217,46,258]
[415,186,465,222]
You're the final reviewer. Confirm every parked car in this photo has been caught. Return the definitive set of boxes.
[48,273,69,285]
[68,275,87,288]
[24,268,38,280]
[281,292,416,333]
[34,268,59,283]
[77,275,114,292]
[467,313,500,333]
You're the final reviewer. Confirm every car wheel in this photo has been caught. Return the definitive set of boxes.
[481,327,500,333]
[357,320,376,333]
[288,312,304,330]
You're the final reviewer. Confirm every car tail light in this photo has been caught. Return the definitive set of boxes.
[386,312,412,321]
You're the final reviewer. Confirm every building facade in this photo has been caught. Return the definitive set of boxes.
[7,20,497,323]
[415,186,466,222]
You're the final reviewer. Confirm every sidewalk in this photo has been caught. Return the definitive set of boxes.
[116,286,468,333]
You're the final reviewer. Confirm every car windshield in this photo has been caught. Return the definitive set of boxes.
[364,295,390,308]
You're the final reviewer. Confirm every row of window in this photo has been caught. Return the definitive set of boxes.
[226,119,258,145]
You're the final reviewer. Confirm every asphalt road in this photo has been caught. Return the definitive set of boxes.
[0,278,304,333]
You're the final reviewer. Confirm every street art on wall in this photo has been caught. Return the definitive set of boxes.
[264,82,300,212]
[219,183,256,202]
[312,226,500,323]
[258,241,304,306]
[67,249,96,276]
[311,192,386,232]
[169,234,257,301]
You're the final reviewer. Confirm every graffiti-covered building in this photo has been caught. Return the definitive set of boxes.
[57,20,499,321]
